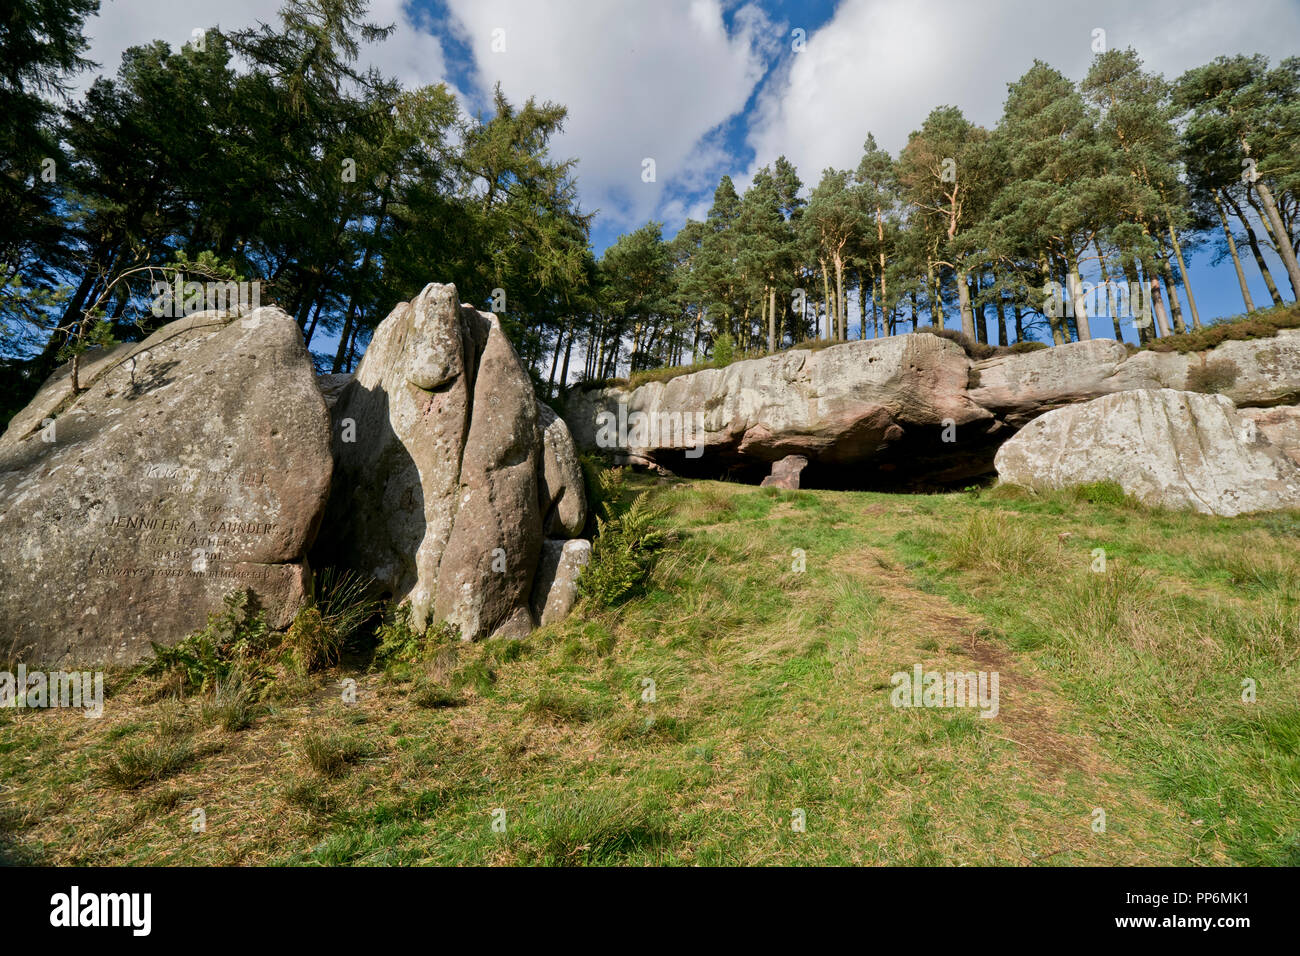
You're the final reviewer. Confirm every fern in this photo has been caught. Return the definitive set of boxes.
[579,485,670,608]
[140,589,272,693]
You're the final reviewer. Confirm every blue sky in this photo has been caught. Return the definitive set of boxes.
[83,0,1300,335]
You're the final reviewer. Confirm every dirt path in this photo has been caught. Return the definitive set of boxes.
[833,545,1220,863]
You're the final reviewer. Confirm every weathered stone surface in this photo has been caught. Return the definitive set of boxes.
[0,342,134,453]
[316,373,354,411]
[994,389,1300,516]
[0,308,332,666]
[313,286,474,631]
[432,311,542,639]
[1240,404,1300,467]
[537,403,587,537]
[567,330,1300,489]
[314,282,581,640]
[968,339,1144,423]
[759,454,809,489]
[530,538,591,627]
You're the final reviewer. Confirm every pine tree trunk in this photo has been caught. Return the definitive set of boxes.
[955,268,976,339]
[1166,224,1202,328]
[559,324,574,389]
[1096,245,1122,341]
[1226,189,1285,306]
[304,298,323,348]
[1158,257,1186,333]
[820,261,831,340]
[1253,180,1300,298]
[834,255,845,340]
[548,322,566,393]
[759,286,769,356]
[872,275,881,339]
[1067,255,1092,341]
[1214,190,1256,313]
[927,265,941,327]
[1145,262,1172,338]
[1124,258,1153,344]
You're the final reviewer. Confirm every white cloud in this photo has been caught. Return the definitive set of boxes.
[79,0,447,91]
[76,0,1298,246]
[443,0,779,228]
[745,0,1300,192]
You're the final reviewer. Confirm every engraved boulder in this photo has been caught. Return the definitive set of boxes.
[0,308,333,666]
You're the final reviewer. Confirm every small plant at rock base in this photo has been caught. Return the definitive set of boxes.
[139,589,272,694]
[1068,480,1132,507]
[372,603,459,669]
[579,470,670,608]
[283,568,380,673]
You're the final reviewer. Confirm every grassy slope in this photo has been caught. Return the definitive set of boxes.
[2,476,1298,866]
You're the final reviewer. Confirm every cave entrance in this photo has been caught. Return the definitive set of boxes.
[642,420,1010,493]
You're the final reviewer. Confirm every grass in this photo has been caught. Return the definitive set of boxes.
[299,731,370,779]
[1139,302,1300,353]
[101,738,197,790]
[200,669,261,732]
[2,474,1298,865]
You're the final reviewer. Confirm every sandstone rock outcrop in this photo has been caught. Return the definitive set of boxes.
[0,308,332,666]
[567,332,996,486]
[993,389,1300,516]
[313,282,586,640]
[567,330,1300,489]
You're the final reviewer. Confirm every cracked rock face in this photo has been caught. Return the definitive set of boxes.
[994,388,1300,516]
[0,308,332,666]
[314,282,586,640]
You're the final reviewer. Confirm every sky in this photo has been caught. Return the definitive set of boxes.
[78,0,1300,334]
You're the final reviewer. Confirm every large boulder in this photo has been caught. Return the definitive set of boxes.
[759,454,809,489]
[1240,404,1300,467]
[530,538,592,627]
[0,308,332,666]
[537,403,587,537]
[994,388,1300,516]
[314,282,583,640]
[967,339,1145,423]
[432,309,542,639]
